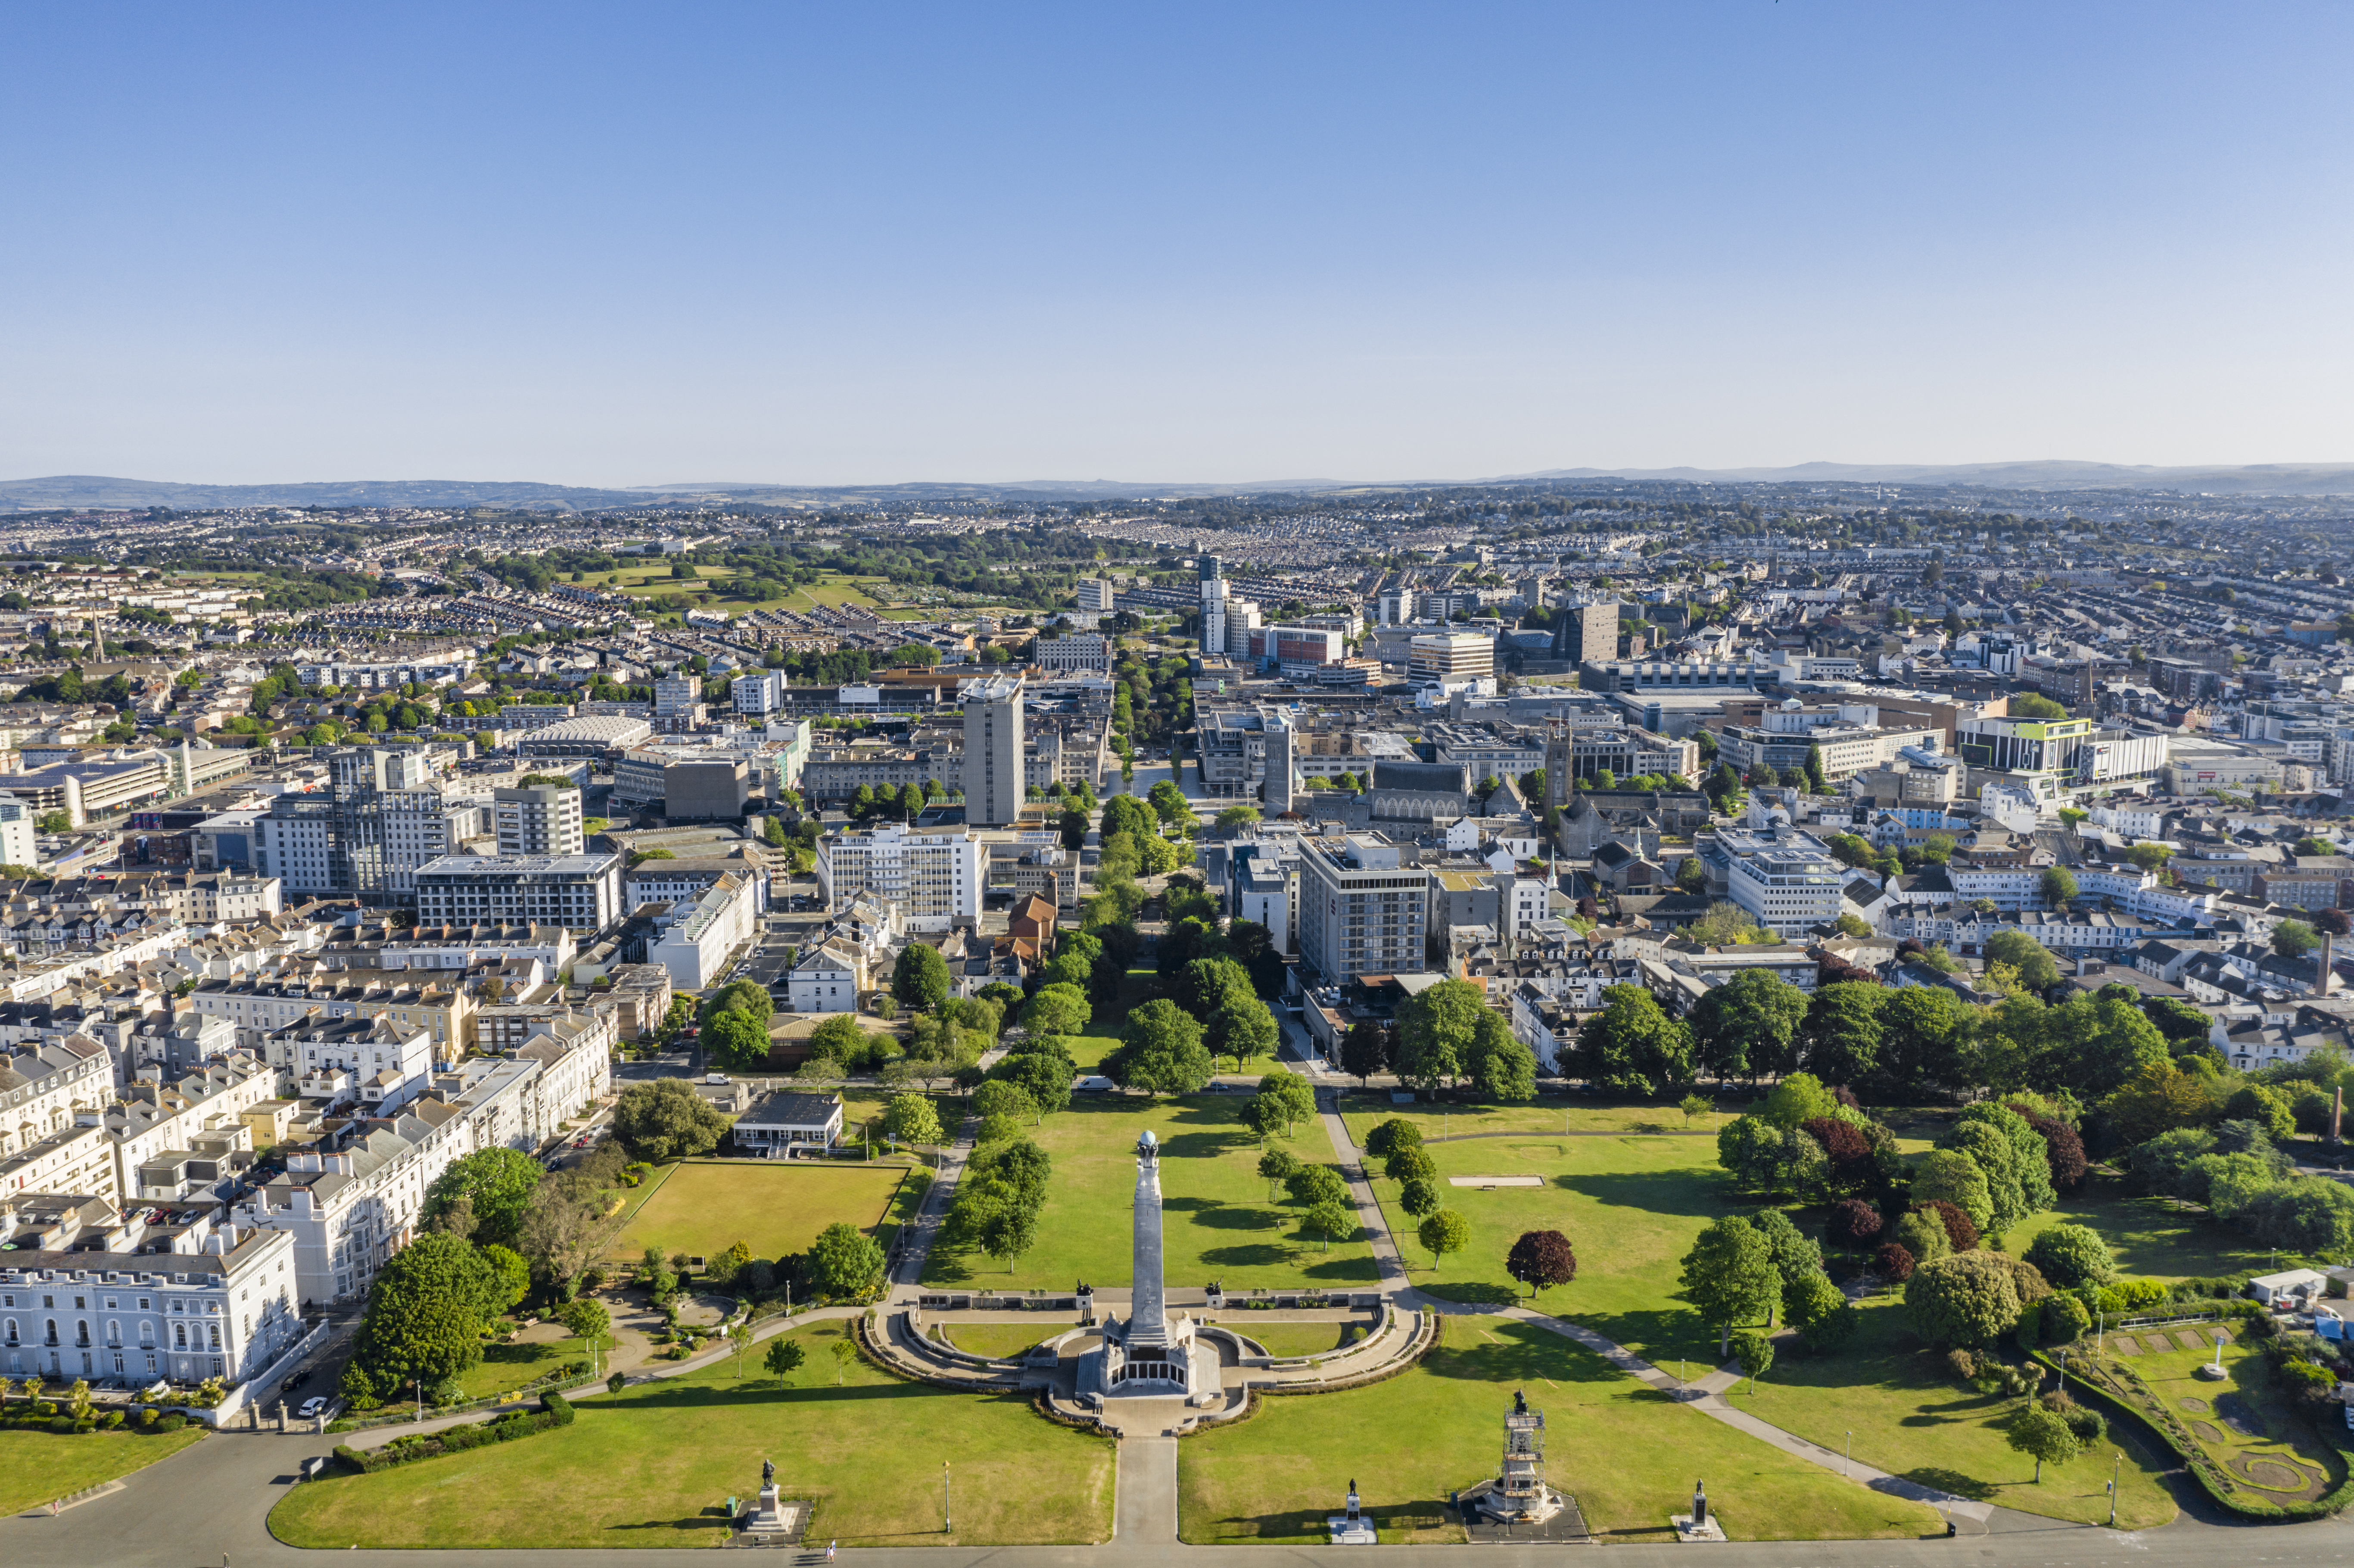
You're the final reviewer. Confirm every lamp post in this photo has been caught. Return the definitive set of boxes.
[1845,1431,1852,1476]
[945,1461,952,1535]
[2109,1452,2120,1528]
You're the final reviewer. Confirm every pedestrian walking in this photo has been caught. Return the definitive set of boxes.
[827,1539,837,1560]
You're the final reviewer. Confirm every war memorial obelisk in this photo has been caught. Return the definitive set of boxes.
[1080,1129,1219,1404]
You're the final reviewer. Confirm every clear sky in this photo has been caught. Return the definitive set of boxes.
[3,3,2348,487]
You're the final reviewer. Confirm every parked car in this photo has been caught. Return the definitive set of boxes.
[297,1396,328,1419]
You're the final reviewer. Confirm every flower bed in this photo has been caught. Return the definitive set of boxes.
[332,1393,574,1475]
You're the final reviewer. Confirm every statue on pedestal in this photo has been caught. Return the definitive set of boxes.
[763,1459,776,1488]
[1691,1480,1706,1527]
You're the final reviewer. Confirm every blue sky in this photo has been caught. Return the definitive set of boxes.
[2,3,2347,486]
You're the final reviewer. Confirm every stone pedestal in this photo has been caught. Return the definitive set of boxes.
[1328,1481,1376,1544]
[1671,1513,1726,1542]
[748,1484,792,1533]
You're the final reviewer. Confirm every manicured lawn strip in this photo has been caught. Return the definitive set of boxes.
[1999,1176,2277,1280]
[610,1161,907,1265]
[1221,1322,1356,1358]
[939,1324,1058,1359]
[1335,1094,1733,1146]
[0,1427,205,1514]
[1737,1298,2176,1529]
[920,1095,1377,1289]
[1063,969,1154,1073]
[1177,1318,1941,1543]
[1365,1132,1744,1369]
[269,1321,1112,1548]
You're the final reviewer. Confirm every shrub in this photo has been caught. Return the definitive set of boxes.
[1906,1251,2027,1348]
[134,1407,156,1429]
[2041,1291,2090,1343]
[1944,1347,1979,1383]
[2063,1404,2107,1444]
[2025,1223,2116,1289]
[1913,1198,1980,1253]
[157,1413,185,1432]
[1893,1210,1950,1267]
[1875,1241,1917,1282]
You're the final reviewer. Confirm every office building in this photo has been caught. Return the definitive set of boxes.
[732,669,786,719]
[495,784,585,856]
[1713,826,1844,939]
[647,871,759,989]
[0,790,33,868]
[816,823,985,933]
[1408,634,1495,688]
[1077,579,1117,613]
[254,747,448,901]
[413,852,625,933]
[962,675,1024,829]
[1199,555,1227,663]
[1296,832,1431,982]
[1037,633,1112,675]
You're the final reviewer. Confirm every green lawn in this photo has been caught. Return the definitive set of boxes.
[456,1332,597,1403]
[1365,1130,1745,1369]
[612,1161,909,1265]
[939,1324,1056,1359]
[1337,1095,1734,1145]
[2078,1337,2342,1506]
[0,1426,206,1514]
[1221,1321,1361,1358]
[922,1094,1378,1289]
[2000,1175,2279,1280]
[271,1321,1112,1548]
[1739,1298,2177,1528]
[1062,968,1152,1073]
[1179,1317,1942,1544]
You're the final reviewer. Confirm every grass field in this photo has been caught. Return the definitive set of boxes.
[1178,1317,1943,1544]
[2000,1175,2279,1279]
[571,567,899,614]
[611,1162,909,1265]
[920,1094,1379,1290]
[1338,1095,1735,1145]
[0,1427,205,1515]
[270,1321,1112,1548]
[1738,1298,2177,1528]
[455,1332,597,1403]
[1364,1130,1744,1369]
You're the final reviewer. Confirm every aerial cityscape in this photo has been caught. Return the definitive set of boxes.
[4,7,2354,1568]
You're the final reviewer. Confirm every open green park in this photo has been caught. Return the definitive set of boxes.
[1337,1092,1735,1144]
[610,1160,912,1266]
[0,1426,206,1515]
[2074,1335,2343,1506]
[2002,1176,2280,1281]
[271,1321,1114,1549]
[921,1093,1379,1289]
[1178,1317,1943,1544]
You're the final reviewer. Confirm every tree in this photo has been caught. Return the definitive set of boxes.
[892,943,952,1015]
[1830,1198,1884,1248]
[1912,1149,1996,1235]
[1506,1229,1577,1296]
[422,1148,543,1250]
[1688,969,1806,1083]
[987,1048,1075,1118]
[1394,978,1489,1089]
[1417,1208,1470,1267]
[1286,1163,1349,1210]
[1340,1021,1390,1085]
[973,1080,1038,1126]
[612,1078,731,1161]
[1731,1328,1774,1394]
[1468,1012,1538,1101]
[2274,919,2320,959]
[2040,866,2078,906]
[1802,983,1885,1085]
[1905,1251,2027,1348]
[1216,804,1261,830]
[1874,986,1972,1098]
[347,1233,499,1399]
[882,1092,944,1160]
[1021,982,1092,1038]
[1363,1118,1423,1159]
[1803,744,1826,794]
[2023,1224,2115,1289]
[765,1335,807,1384]
[1305,1198,1354,1250]
[831,1337,859,1384]
[980,1203,1040,1270]
[1984,929,2060,994]
[479,1243,532,1313]
[558,1297,610,1367]
[1385,1145,1436,1184]
[1107,999,1213,1095]
[1787,1270,1856,1353]
[517,1165,632,1300]
[704,1009,771,1072]
[1257,1146,1299,1202]
[2006,1403,2080,1483]
[808,1221,886,1298]
[1679,1092,1714,1126]
[1574,985,1695,1096]
[1679,1215,1779,1354]
[1398,1176,1442,1217]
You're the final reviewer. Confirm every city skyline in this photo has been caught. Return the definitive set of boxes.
[4,3,2349,484]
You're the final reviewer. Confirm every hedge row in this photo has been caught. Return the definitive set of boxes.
[2033,1349,2354,1521]
[333,1393,573,1475]
[0,1409,179,1435]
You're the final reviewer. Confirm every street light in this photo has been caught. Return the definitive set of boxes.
[1845,1430,1852,1477]
[945,1461,952,1535]
[2109,1452,2121,1528]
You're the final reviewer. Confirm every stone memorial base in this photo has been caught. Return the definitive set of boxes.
[1672,1512,1726,1542]
[1327,1512,1377,1544]
[2195,1362,2229,1380]
[1455,1482,1587,1543]
[729,1485,811,1548]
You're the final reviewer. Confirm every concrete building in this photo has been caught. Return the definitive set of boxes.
[816,823,985,933]
[1199,556,1227,665]
[1037,634,1112,675]
[1713,826,1844,939]
[495,784,585,856]
[962,675,1024,829]
[0,790,34,868]
[412,852,625,933]
[273,1015,436,1113]
[732,1091,844,1158]
[1409,634,1495,689]
[1296,832,1431,982]
[732,669,787,719]
[648,871,758,989]
[663,757,749,820]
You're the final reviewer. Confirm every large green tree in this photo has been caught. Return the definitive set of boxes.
[1394,978,1489,1089]
[808,1220,887,1298]
[892,943,952,1015]
[422,1147,543,1249]
[348,1233,501,1398]
[1573,985,1694,1096]
[1687,969,1806,1083]
[1106,999,1213,1095]
[1873,985,1973,1097]
[612,1078,732,1161]
[1678,1214,1779,1354]
[1801,982,1885,1085]
[1021,982,1092,1037]
[1906,1251,2027,1348]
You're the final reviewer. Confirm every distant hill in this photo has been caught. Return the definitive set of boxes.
[5,459,2353,513]
[1497,460,2354,496]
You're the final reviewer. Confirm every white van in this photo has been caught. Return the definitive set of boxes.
[1075,1075,1114,1094]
